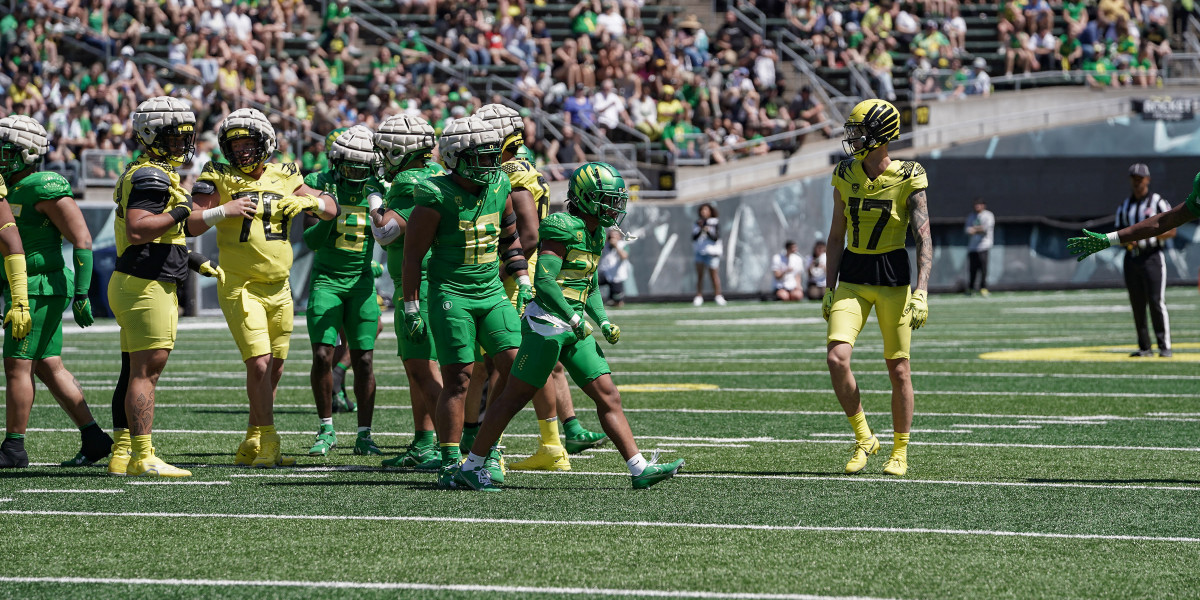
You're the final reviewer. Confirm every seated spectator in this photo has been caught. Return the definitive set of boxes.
[908,49,938,98]
[1004,26,1036,76]
[1083,43,1120,88]
[806,240,827,300]
[894,4,921,49]
[789,86,831,137]
[1056,28,1084,70]
[1143,8,1171,62]
[772,240,805,301]
[1131,41,1158,88]
[945,6,967,56]
[787,0,820,35]
[1063,0,1089,36]
[570,0,601,38]
[662,108,701,160]
[861,0,895,48]
[597,2,626,38]
[913,20,951,60]
[656,84,684,129]
[593,78,633,137]
[866,41,897,101]
[968,57,992,96]
[545,124,586,180]
[1032,22,1057,71]
[564,84,598,132]
[716,11,749,54]
[840,22,867,65]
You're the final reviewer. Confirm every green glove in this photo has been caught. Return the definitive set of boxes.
[821,289,835,322]
[403,302,427,344]
[905,289,929,330]
[371,260,383,278]
[1067,229,1116,261]
[515,282,535,316]
[569,313,590,341]
[72,294,94,328]
[601,320,620,344]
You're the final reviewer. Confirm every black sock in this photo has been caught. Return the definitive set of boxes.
[562,416,578,426]
[112,352,130,430]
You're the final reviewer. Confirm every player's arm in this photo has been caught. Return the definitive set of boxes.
[188,178,257,236]
[536,239,588,340]
[371,184,408,247]
[510,188,540,261]
[186,249,225,284]
[1070,201,1196,260]
[40,195,96,326]
[500,197,533,312]
[821,189,848,321]
[287,182,340,221]
[125,168,191,244]
[302,210,335,250]
[585,272,619,344]
[400,205,438,343]
[906,188,931,329]
[0,199,29,339]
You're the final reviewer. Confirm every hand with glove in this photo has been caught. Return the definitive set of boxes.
[821,288,835,322]
[515,277,534,316]
[371,261,383,278]
[600,320,620,344]
[198,261,226,285]
[1067,229,1118,261]
[276,194,323,220]
[904,289,928,330]
[72,294,94,328]
[404,301,427,343]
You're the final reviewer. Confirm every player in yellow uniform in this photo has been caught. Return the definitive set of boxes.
[0,132,34,468]
[474,104,607,471]
[822,99,932,477]
[108,97,225,477]
[189,108,338,468]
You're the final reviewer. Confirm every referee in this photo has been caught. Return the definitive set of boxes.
[1116,163,1174,357]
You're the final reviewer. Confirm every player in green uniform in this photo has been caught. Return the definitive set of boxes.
[0,116,110,467]
[401,117,530,488]
[1070,171,1200,258]
[371,114,446,470]
[457,162,685,491]
[302,125,386,457]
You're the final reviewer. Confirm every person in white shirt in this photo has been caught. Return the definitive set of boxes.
[592,78,631,136]
[598,229,631,307]
[597,2,626,38]
[805,240,827,300]
[692,203,725,306]
[968,57,991,96]
[965,198,994,296]
[772,241,805,301]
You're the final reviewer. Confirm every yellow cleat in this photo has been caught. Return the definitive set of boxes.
[108,431,131,476]
[844,435,879,474]
[127,449,191,477]
[882,455,908,476]
[250,433,295,468]
[508,444,571,471]
[234,436,259,466]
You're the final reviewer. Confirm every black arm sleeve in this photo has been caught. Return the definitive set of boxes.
[187,250,214,272]
[127,167,172,213]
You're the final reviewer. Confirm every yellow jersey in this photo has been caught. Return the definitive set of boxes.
[113,156,190,283]
[197,161,305,283]
[831,157,928,286]
[501,158,550,221]
[0,173,7,198]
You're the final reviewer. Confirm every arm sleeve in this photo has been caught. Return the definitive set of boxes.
[186,250,214,272]
[533,252,577,322]
[127,167,172,213]
[1186,172,1200,217]
[584,272,610,324]
[303,218,338,250]
[72,248,93,297]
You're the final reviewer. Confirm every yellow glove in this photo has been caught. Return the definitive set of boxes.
[904,289,929,330]
[821,288,835,322]
[3,253,31,340]
[0,173,7,198]
[276,194,323,220]
[198,261,226,285]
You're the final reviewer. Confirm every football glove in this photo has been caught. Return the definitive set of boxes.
[1067,229,1117,261]
[198,261,226,285]
[276,194,322,219]
[371,261,383,278]
[5,299,30,340]
[821,289,835,322]
[601,320,620,344]
[72,294,94,328]
[904,289,928,330]
[515,282,535,316]
[403,303,427,344]
[569,313,590,341]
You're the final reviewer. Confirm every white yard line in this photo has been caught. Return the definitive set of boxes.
[950,424,1041,429]
[125,481,231,486]
[2,510,1196,543]
[227,474,331,479]
[18,489,123,494]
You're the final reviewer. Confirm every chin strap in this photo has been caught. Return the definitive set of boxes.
[612,224,638,242]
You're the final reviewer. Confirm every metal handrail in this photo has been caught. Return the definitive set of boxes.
[719,119,832,155]
[484,74,542,108]
[349,0,400,30]
[612,122,652,157]
[1186,15,1200,54]
[734,0,766,33]
[776,40,847,126]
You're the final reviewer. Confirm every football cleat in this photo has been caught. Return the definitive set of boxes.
[60,451,94,467]
[127,449,191,477]
[564,429,608,454]
[79,427,114,463]
[508,444,571,471]
[632,458,685,489]
[353,433,382,456]
[332,390,356,413]
[381,444,439,469]
[308,427,337,457]
[108,431,132,476]
[234,435,260,466]
[454,464,501,492]
[436,463,459,490]
[251,432,295,468]
[0,439,29,468]
[845,435,880,474]
[882,456,908,476]
[484,439,506,484]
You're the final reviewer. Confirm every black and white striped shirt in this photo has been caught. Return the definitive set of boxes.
[1116,193,1171,254]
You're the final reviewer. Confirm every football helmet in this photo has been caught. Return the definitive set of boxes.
[218,108,277,174]
[568,162,628,228]
[842,99,900,158]
[374,114,435,180]
[131,96,196,166]
[0,115,49,180]
[476,103,525,158]
[515,144,535,164]
[328,125,376,184]
[439,117,503,186]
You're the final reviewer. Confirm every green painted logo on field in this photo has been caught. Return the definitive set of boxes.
[981,342,1200,362]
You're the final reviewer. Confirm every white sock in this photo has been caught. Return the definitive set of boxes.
[463,452,486,471]
[627,453,648,476]
[357,426,371,435]
[319,418,333,427]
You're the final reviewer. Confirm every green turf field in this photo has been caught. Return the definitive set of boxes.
[2,289,1200,599]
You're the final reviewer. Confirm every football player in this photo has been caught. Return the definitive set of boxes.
[109,96,225,477]
[1069,176,1200,260]
[400,117,528,488]
[0,116,112,468]
[188,108,338,468]
[475,104,607,472]
[302,125,385,457]
[456,163,685,491]
[371,114,445,470]
[823,99,932,477]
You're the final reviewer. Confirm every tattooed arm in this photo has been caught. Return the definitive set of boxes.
[908,189,932,292]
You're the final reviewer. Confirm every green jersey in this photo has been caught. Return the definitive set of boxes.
[414,172,512,298]
[385,162,445,287]
[538,211,604,315]
[0,171,74,296]
[303,170,384,288]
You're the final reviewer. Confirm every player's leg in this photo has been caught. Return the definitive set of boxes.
[1124,253,1153,355]
[0,358,34,467]
[876,285,915,476]
[557,363,608,453]
[109,351,132,475]
[124,348,189,477]
[330,337,352,412]
[473,298,525,480]
[306,285,342,457]
[346,286,381,455]
[33,357,113,466]
[385,298,442,468]
[250,280,297,468]
[977,249,990,295]
[426,291,481,487]
[506,368,571,471]
[826,282,878,474]
[460,358,486,454]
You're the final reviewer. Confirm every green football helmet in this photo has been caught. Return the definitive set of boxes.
[515,145,535,164]
[568,162,628,228]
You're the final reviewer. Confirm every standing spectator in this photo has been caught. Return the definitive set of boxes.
[598,229,631,307]
[692,203,725,306]
[968,57,991,96]
[772,240,805,301]
[806,240,827,300]
[1116,163,1174,357]
[964,198,994,296]
[593,78,632,137]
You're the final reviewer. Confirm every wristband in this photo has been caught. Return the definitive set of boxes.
[315,196,327,214]
[601,320,611,328]
[517,275,531,287]
[404,300,420,314]
[569,313,582,327]
[1107,231,1121,246]
[167,205,190,224]
[202,206,226,226]
[368,193,384,212]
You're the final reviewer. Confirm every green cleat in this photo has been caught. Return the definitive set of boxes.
[455,464,501,492]
[564,429,608,454]
[332,390,356,413]
[354,433,383,456]
[308,426,337,457]
[484,438,506,484]
[632,458,685,489]
[436,462,459,490]
[382,444,439,469]
[459,429,478,457]
[60,451,94,467]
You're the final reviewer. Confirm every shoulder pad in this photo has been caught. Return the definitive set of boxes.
[279,162,299,176]
[539,212,580,243]
[201,161,228,176]
[834,159,854,182]
[28,172,73,200]
[897,161,918,180]
[501,160,529,175]
[413,178,443,206]
[130,165,172,192]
